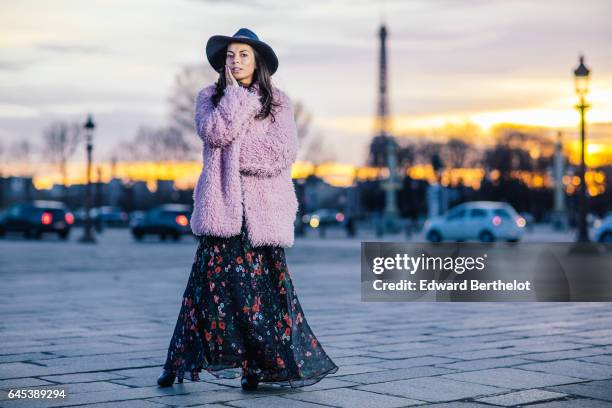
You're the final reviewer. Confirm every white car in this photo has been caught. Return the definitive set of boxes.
[424,201,526,243]
[593,214,612,242]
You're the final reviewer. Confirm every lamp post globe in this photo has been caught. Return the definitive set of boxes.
[574,55,590,96]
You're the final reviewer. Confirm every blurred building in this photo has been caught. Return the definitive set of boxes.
[0,176,35,207]
[107,178,123,207]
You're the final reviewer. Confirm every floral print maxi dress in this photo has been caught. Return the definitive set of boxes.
[162,210,339,388]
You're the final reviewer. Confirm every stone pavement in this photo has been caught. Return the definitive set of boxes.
[1,226,611,407]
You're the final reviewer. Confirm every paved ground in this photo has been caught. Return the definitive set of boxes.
[1,225,611,407]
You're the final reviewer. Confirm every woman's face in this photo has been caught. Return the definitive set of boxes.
[226,42,256,85]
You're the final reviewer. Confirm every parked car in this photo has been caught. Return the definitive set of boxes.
[519,211,535,231]
[0,200,74,239]
[593,213,612,242]
[72,207,89,226]
[423,201,526,243]
[91,206,129,228]
[129,210,146,227]
[131,204,192,241]
[302,208,345,229]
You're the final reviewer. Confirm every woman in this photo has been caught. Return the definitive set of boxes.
[157,28,339,390]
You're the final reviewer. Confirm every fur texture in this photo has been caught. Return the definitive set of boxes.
[190,83,299,248]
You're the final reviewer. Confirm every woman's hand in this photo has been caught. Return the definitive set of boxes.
[225,65,240,88]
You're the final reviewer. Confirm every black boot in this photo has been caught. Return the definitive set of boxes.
[157,369,181,387]
[241,373,259,391]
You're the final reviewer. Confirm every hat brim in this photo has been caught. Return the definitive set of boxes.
[206,35,278,76]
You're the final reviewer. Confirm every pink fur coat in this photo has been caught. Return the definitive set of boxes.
[189,83,299,248]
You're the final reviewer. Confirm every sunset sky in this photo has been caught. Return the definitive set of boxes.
[1,0,611,169]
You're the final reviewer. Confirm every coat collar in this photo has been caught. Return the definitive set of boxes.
[245,82,260,94]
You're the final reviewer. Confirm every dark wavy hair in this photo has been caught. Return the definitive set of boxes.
[210,44,281,123]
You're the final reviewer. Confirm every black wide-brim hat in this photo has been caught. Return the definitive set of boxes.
[206,28,278,76]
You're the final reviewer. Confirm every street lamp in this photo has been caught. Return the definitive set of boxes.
[573,55,591,242]
[79,113,96,243]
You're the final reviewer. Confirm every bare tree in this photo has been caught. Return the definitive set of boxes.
[168,64,216,138]
[117,125,192,163]
[42,121,82,188]
[293,100,312,143]
[442,138,470,169]
[13,140,34,170]
[484,130,555,180]
[300,128,336,167]
[0,140,35,177]
[415,140,444,166]
[397,143,415,170]
[293,100,325,165]
[110,139,138,164]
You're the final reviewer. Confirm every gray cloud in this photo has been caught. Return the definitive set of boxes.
[0,84,159,108]
[35,43,112,55]
[0,60,32,71]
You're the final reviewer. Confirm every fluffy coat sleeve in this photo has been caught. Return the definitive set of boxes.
[238,90,299,178]
[194,85,262,148]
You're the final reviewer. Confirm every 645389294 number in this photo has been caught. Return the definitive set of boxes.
[8,389,67,399]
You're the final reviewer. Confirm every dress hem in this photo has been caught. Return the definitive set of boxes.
[165,357,340,388]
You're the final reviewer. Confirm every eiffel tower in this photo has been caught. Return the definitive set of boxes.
[367,23,401,233]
